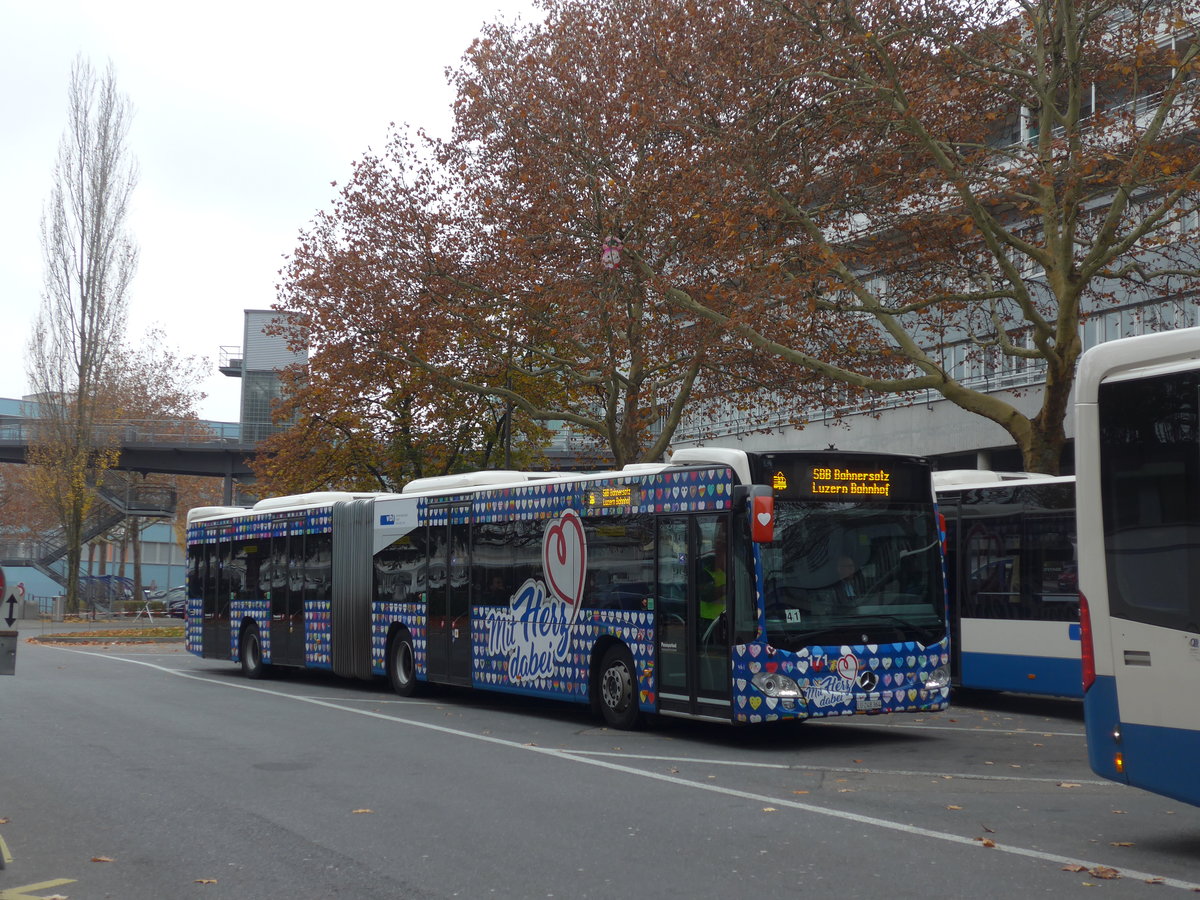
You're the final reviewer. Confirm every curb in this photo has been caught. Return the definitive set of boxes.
[26,635,184,645]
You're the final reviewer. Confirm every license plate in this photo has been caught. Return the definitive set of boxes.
[858,695,882,711]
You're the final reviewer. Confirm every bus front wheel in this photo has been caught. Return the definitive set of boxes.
[388,631,418,697]
[240,623,266,679]
[597,645,641,730]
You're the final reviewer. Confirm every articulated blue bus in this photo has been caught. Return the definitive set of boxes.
[185,448,950,728]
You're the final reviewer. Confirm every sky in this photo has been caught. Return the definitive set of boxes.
[0,0,539,423]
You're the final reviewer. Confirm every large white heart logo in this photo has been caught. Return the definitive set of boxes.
[543,509,587,620]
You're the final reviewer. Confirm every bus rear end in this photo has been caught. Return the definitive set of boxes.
[1075,327,1200,807]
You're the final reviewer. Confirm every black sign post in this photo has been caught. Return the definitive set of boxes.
[0,628,15,676]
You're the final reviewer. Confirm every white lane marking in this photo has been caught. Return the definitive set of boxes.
[564,751,1112,785]
[835,720,1085,738]
[55,648,1200,892]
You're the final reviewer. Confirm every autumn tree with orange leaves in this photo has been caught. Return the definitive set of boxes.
[262,150,560,493]
[607,0,1200,474]
[278,0,1200,478]
[272,4,836,480]
[249,346,555,494]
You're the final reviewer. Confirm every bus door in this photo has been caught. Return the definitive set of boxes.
[269,531,305,666]
[198,542,226,658]
[940,495,964,684]
[425,505,473,686]
[210,541,232,659]
[655,515,731,719]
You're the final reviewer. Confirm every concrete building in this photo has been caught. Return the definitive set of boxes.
[220,309,307,446]
[669,297,1200,473]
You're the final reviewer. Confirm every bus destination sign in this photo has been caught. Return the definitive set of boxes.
[809,465,892,497]
[749,452,932,504]
[584,484,641,509]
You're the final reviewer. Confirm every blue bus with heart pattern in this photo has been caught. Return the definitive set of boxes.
[184,448,950,728]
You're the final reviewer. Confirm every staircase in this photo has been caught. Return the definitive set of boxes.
[0,471,177,587]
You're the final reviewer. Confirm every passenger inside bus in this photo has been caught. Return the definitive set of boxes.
[699,522,728,643]
[832,555,861,609]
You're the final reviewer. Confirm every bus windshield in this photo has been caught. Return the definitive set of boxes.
[760,500,945,650]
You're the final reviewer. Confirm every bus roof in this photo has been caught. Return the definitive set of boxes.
[186,492,394,524]
[668,447,752,484]
[933,469,1073,491]
[400,470,562,494]
[189,451,777,524]
[186,505,252,524]
[1077,326,1200,403]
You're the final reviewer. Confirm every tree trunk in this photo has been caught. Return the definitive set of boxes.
[65,526,83,615]
[1022,357,1076,475]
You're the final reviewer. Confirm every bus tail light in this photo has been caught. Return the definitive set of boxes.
[1079,591,1096,692]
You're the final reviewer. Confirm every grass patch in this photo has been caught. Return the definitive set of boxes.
[30,625,184,643]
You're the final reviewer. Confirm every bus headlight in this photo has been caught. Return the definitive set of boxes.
[752,671,805,698]
[925,666,950,690]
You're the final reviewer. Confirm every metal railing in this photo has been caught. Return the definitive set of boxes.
[0,419,244,445]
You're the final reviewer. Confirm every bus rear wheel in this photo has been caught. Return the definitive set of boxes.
[597,645,640,730]
[240,623,267,679]
[388,631,418,697]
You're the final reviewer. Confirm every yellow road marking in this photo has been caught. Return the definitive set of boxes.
[0,879,77,900]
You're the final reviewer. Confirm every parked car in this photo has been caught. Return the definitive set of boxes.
[164,586,187,618]
[1056,564,1079,592]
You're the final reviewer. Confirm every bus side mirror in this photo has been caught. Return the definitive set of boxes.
[752,495,775,543]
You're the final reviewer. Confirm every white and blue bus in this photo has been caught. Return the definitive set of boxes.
[936,471,1081,698]
[1075,326,1200,806]
[185,448,950,729]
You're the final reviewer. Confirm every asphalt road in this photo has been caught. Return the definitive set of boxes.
[2,632,1198,899]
